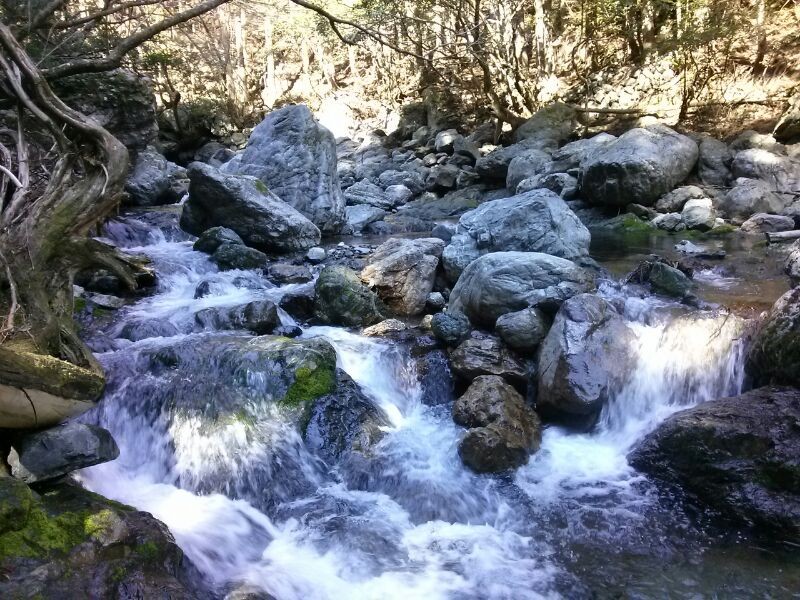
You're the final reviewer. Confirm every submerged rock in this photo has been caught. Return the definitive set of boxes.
[746,287,800,386]
[537,294,636,429]
[8,422,119,483]
[628,386,800,542]
[314,266,385,327]
[453,375,542,473]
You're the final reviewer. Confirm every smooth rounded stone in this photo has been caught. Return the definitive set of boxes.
[266,263,313,284]
[314,266,385,327]
[681,197,716,231]
[494,307,548,352]
[448,251,594,327]
[193,226,244,254]
[697,135,733,186]
[377,169,425,195]
[449,335,529,386]
[717,178,785,223]
[306,247,326,263]
[431,311,471,346]
[119,318,179,341]
[221,104,345,232]
[739,213,795,234]
[343,179,394,210]
[786,241,800,286]
[211,243,269,271]
[475,137,556,181]
[580,125,698,208]
[182,162,321,252]
[360,238,445,316]
[537,294,636,429]
[435,129,461,154]
[731,148,800,193]
[9,422,119,483]
[549,132,616,172]
[425,292,446,313]
[124,147,183,207]
[279,289,315,321]
[655,185,708,213]
[431,223,456,243]
[453,375,541,473]
[362,319,407,337]
[746,287,800,386]
[345,205,387,233]
[304,372,388,464]
[384,184,413,206]
[512,102,577,145]
[516,172,578,199]
[442,190,590,282]
[505,150,551,192]
[650,212,685,231]
[648,261,693,297]
[628,386,800,542]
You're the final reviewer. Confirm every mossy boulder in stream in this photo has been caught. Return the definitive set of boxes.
[314,266,386,327]
[0,478,195,598]
[746,287,800,386]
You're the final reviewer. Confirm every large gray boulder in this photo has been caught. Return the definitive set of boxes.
[549,132,616,173]
[681,197,716,231]
[449,251,594,327]
[580,125,698,208]
[731,148,800,194]
[537,294,636,429]
[628,386,800,542]
[716,178,785,223]
[182,162,320,252]
[746,287,800,387]
[9,422,119,483]
[697,135,733,186]
[453,375,542,473]
[222,104,345,232]
[360,238,445,316]
[343,179,395,210]
[124,148,186,207]
[442,190,590,281]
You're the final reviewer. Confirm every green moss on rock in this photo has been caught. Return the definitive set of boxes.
[283,364,337,406]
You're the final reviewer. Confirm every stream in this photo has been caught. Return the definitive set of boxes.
[77,210,800,599]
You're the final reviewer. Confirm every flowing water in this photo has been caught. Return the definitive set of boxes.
[78,212,799,599]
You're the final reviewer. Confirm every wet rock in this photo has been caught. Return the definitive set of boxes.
[280,289,315,321]
[494,307,548,352]
[449,251,594,327]
[580,125,698,208]
[267,264,313,284]
[426,292,446,313]
[628,386,800,542]
[222,104,346,232]
[124,147,185,207]
[655,185,708,213]
[193,226,244,254]
[739,213,795,234]
[211,243,269,271]
[506,150,551,192]
[194,281,212,299]
[449,335,530,386]
[681,197,716,231]
[314,266,385,327]
[194,300,279,335]
[697,135,733,187]
[0,480,195,599]
[345,205,387,233]
[8,422,119,483]
[649,262,694,297]
[431,311,471,346]
[274,325,303,338]
[182,162,321,252]
[746,287,800,386]
[717,178,785,223]
[119,318,179,341]
[454,375,542,473]
[304,372,388,464]
[537,294,636,429]
[361,238,445,316]
[442,190,590,281]
[416,349,455,406]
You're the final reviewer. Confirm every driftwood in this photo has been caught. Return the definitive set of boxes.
[765,230,800,244]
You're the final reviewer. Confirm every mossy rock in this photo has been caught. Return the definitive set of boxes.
[313,266,386,327]
[0,347,104,401]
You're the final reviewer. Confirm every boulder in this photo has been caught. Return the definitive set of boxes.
[124,148,185,207]
[434,129,460,153]
[449,335,530,386]
[697,135,733,186]
[210,243,269,271]
[118,318,179,342]
[221,104,345,232]
[453,375,542,473]
[431,311,471,347]
[377,169,426,195]
[537,294,636,429]
[193,226,244,254]
[194,299,279,335]
[314,266,385,327]
[345,205,387,233]
[8,422,119,483]
[786,241,800,286]
[426,164,460,191]
[475,138,556,181]
[628,386,800,542]
[549,132,616,172]
[182,162,320,252]
[506,150,551,192]
[344,179,395,210]
[731,148,800,194]
[516,172,578,199]
[717,178,785,223]
[580,125,698,208]
[494,307,548,352]
[385,184,413,206]
[512,102,577,145]
[739,213,795,234]
[360,238,445,316]
[648,262,694,297]
[267,265,312,285]
[681,197,716,231]
[651,212,685,232]
[442,190,590,281]
[448,251,594,327]
[746,287,800,386]
[655,185,708,213]
[415,349,455,406]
